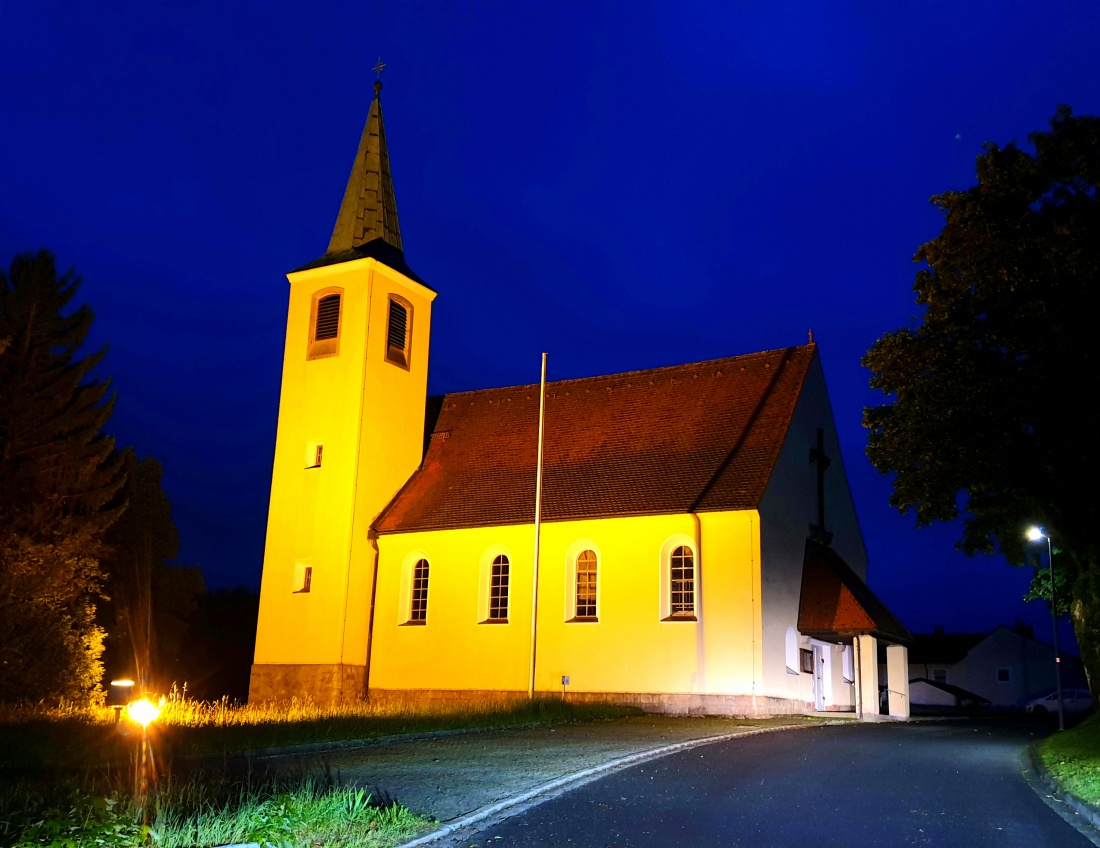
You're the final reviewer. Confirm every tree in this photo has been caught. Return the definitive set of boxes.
[99,451,204,693]
[863,106,1100,686]
[0,250,124,703]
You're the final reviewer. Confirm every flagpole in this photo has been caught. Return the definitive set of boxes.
[529,352,547,700]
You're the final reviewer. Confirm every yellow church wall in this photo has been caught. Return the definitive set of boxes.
[370,511,763,698]
[252,257,434,684]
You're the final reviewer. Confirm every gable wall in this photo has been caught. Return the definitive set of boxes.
[756,355,867,702]
[370,511,762,699]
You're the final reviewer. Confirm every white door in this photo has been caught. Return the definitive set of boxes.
[813,645,826,711]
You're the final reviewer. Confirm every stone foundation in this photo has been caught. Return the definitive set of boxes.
[366,688,812,718]
[248,663,366,705]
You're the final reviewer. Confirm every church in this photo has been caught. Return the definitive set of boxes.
[249,82,912,720]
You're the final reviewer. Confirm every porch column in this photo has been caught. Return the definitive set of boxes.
[856,634,879,720]
[886,643,910,719]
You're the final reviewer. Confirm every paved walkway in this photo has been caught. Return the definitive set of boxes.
[255,715,833,844]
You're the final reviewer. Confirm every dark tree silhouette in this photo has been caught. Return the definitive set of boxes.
[99,452,204,694]
[864,107,1100,687]
[0,251,125,703]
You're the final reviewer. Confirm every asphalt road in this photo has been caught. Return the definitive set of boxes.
[448,721,1093,848]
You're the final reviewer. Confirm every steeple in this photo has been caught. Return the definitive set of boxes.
[327,80,403,256]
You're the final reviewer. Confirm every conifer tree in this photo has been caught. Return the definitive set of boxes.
[0,250,124,703]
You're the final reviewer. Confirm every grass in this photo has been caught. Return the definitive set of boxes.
[1036,711,1100,804]
[0,693,639,771]
[0,694,640,846]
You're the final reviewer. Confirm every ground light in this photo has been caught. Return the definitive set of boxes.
[127,698,161,823]
[1027,526,1065,731]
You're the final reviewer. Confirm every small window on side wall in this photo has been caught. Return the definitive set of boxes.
[293,559,313,593]
[305,443,323,468]
[308,289,343,359]
[800,648,814,674]
[385,297,411,368]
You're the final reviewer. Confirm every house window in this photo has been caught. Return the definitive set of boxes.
[293,559,312,593]
[307,288,343,359]
[385,296,411,368]
[574,550,597,620]
[801,648,814,674]
[305,442,323,468]
[996,667,1011,683]
[409,559,429,622]
[669,545,695,618]
[487,554,509,621]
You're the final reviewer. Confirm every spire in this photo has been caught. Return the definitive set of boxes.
[327,80,403,256]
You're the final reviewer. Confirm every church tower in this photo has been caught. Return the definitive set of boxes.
[250,81,436,703]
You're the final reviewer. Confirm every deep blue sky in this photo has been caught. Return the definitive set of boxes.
[2,2,1097,646]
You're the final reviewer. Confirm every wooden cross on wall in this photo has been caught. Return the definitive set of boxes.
[809,427,833,545]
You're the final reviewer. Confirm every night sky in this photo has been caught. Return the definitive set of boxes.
[2,2,1097,648]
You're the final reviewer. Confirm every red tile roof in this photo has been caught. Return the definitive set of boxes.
[375,344,817,533]
[798,539,912,644]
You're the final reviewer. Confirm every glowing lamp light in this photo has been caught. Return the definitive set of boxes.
[1026,526,1046,542]
[127,698,160,728]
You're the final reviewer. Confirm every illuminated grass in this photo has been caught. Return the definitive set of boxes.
[1036,711,1100,804]
[0,693,640,771]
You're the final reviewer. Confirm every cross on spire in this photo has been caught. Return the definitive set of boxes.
[809,427,833,545]
[373,58,386,78]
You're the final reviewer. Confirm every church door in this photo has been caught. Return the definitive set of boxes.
[813,645,826,711]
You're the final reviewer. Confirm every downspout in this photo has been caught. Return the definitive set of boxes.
[750,516,758,714]
[363,532,381,698]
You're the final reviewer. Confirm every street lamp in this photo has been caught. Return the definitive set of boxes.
[1027,526,1065,731]
[127,698,161,823]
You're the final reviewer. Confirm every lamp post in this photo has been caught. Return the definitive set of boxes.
[127,698,161,823]
[1027,526,1065,731]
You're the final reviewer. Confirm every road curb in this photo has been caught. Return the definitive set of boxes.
[1025,742,1100,846]
[398,720,837,848]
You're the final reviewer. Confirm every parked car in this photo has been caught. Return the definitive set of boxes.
[1025,688,1093,715]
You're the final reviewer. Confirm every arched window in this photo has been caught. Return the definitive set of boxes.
[488,554,509,621]
[669,545,694,617]
[409,558,429,622]
[386,296,412,368]
[575,549,598,619]
[307,288,343,359]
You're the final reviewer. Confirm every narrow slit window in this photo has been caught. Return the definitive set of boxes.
[488,554,509,621]
[575,550,597,619]
[410,559,429,622]
[386,298,411,367]
[669,545,694,617]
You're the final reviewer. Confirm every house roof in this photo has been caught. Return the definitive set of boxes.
[907,632,994,665]
[797,539,912,644]
[375,344,817,533]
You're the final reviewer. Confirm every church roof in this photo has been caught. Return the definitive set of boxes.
[301,80,405,272]
[375,343,818,533]
[798,539,912,644]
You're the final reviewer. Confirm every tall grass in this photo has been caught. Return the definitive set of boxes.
[0,694,637,846]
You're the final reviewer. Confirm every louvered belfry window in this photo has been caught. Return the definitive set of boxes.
[315,294,341,340]
[386,298,409,366]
